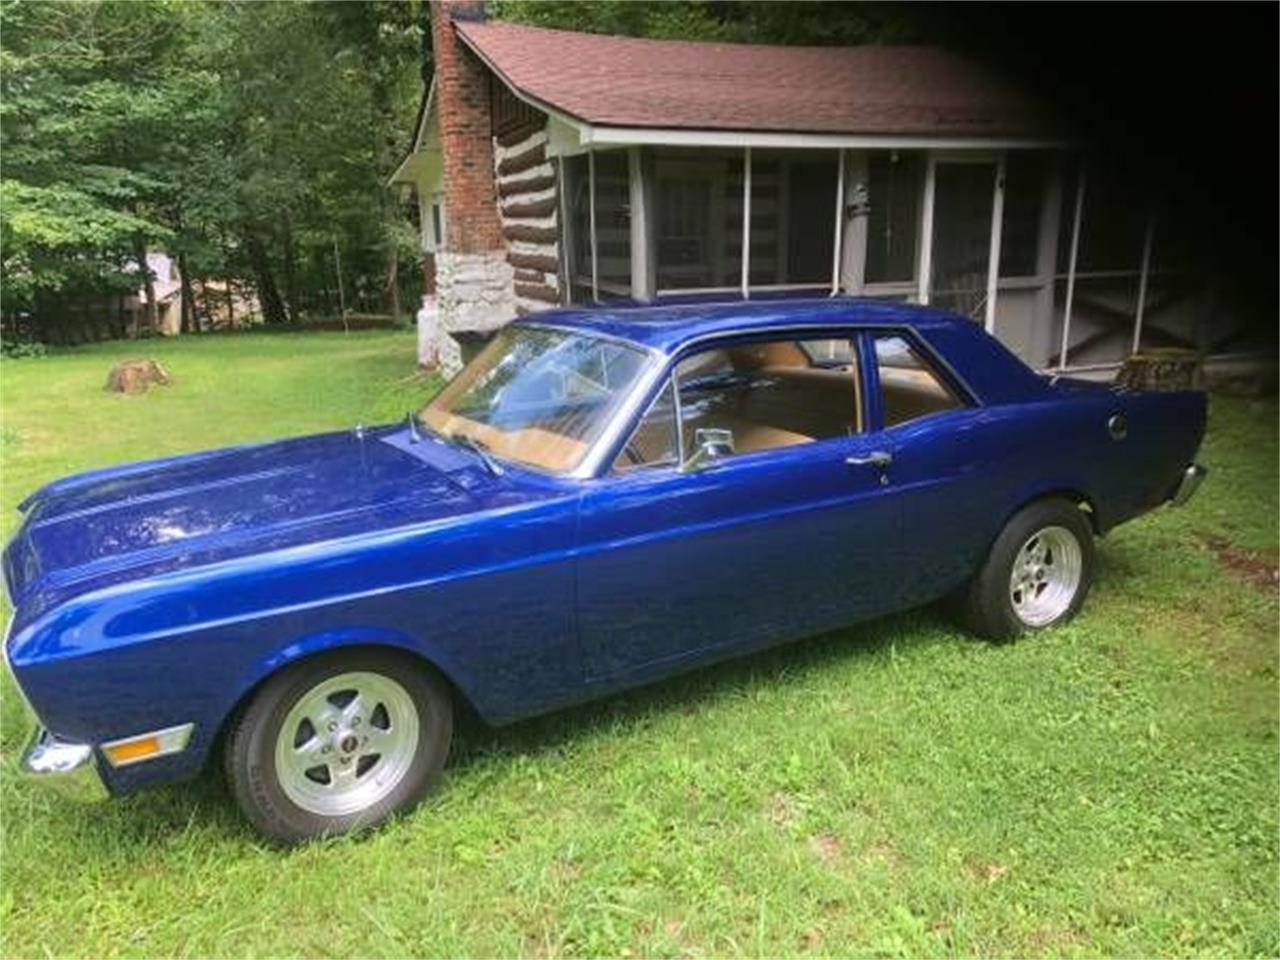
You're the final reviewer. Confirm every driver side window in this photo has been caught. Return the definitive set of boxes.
[613,335,862,473]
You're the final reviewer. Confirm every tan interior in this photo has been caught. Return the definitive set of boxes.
[680,361,858,455]
[617,337,964,472]
[421,407,588,472]
[878,366,960,426]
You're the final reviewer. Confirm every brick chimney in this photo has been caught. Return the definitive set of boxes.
[429,0,515,373]
[432,0,502,253]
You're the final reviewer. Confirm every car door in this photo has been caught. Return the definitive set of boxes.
[573,332,906,682]
[860,330,997,605]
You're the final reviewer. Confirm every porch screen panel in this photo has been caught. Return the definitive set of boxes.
[1051,162,1143,366]
[931,162,996,318]
[654,149,743,291]
[746,150,837,288]
[593,151,632,297]
[747,155,783,286]
[998,153,1046,278]
[1077,171,1146,273]
[866,151,923,284]
[566,154,591,301]
[565,151,631,303]
[782,155,837,285]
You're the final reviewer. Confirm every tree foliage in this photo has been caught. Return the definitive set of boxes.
[1,0,423,344]
[489,1,921,45]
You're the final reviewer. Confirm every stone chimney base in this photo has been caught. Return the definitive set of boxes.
[435,250,516,375]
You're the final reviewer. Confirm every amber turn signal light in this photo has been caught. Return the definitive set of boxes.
[103,736,161,766]
[100,723,195,768]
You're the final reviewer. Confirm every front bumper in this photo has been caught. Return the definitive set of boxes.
[20,726,110,802]
[1170,463,1208,507]
[6,615,108,802]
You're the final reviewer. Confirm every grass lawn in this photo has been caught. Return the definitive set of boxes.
[1,331,1276,958]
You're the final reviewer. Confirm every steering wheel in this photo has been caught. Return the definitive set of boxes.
[622,441,645,466]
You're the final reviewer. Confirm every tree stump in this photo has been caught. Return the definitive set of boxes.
[1114,348,1201,391]
[105,359,172,394]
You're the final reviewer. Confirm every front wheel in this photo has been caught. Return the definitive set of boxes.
[957,498,1095,642]
[225,648,452,844]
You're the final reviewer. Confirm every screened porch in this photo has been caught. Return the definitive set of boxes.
[558,145,1208,372]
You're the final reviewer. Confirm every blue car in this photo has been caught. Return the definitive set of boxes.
[4,299,1207,842]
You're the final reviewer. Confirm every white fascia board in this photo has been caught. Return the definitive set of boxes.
[388,81,439,185]
[583,126,1069,151]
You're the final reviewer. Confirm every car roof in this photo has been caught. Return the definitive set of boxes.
[516,297,972,355]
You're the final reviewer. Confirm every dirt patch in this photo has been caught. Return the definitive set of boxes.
[766,791,800,827]
[798,927,824,950]
[963,857,1011,885]
[1201,535,1280,591]
[808,832,844,867]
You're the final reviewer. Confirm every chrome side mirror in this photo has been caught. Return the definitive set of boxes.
[682,427,735,472]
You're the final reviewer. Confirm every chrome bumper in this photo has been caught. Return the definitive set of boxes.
[20,726,109,802]
[1170,463,1208,507]
[6,614,108,802]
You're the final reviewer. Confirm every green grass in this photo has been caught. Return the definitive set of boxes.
[1,333,1276,958]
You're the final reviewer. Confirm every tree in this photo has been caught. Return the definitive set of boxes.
[1,0,187,342]
[1,0,423,343]
[489,1,920,45]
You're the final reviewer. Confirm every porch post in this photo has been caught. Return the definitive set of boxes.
[628,147,653,301]
[588,148,599,301]
[841,150,869,294]
[1030,156,1064,365]
[1132,214,1155,353]
[983,153,1006,333]
[1058,167,1086,371]
[830,148,846,295]
[917,152,937,305]
[741,146,752,300]
[557,156,572,304]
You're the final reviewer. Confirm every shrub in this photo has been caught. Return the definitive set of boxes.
[1,339,49,359]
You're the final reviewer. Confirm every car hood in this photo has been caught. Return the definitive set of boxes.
[3,425,542,618]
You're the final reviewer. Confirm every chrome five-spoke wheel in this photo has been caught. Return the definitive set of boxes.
[226,648,453,845]
[1008,526,1083,627]
[275,672,420,817]
[955,497,1094,642]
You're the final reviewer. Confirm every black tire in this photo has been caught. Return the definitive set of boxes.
[225,647,452,845]
[956,498,1094,642]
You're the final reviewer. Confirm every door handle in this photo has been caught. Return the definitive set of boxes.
[845,450,892,468]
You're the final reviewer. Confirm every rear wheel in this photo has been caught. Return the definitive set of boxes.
[957,498,1094,642]
[225,648,451,844]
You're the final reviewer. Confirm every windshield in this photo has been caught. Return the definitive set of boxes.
[421,325,653,475]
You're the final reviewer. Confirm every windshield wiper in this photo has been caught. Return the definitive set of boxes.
[448,432,504,477]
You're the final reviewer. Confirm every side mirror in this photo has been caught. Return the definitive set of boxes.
[682,427,735,472]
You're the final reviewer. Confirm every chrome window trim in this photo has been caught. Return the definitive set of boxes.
[522,319,985,480]
[670,372,686,465]
[671,322,983,410]
[517,320,666,363]
[608,374,681,475]
[572,355,669,479]
[428,321,666,482]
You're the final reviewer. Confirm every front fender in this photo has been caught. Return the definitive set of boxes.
[9,499,581,794]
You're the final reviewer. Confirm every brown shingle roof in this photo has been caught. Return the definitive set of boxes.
[456,21,1053,138]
